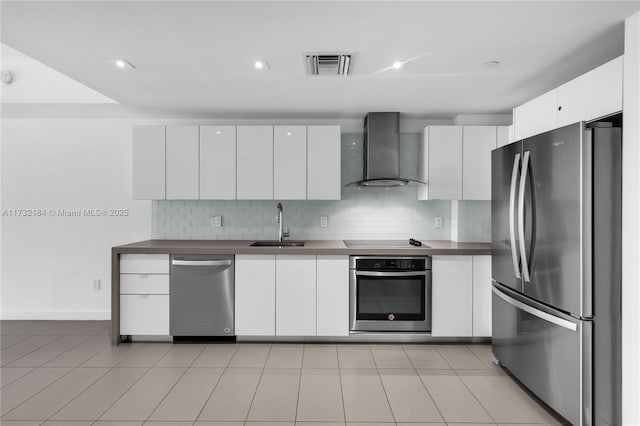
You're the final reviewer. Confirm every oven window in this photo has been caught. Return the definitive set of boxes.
[356,275,425,320]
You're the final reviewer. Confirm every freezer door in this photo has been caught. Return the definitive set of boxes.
[492,283,591,426]
[521,122,591,317]
[491,141,523,292]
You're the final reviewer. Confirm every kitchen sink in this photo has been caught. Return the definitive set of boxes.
[250,240,306,247]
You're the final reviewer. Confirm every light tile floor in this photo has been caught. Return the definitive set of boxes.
[0,321,566,426]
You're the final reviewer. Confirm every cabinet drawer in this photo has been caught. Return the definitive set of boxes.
[120,274,169,295]
[120,294,169,335]
[120,254,169,274]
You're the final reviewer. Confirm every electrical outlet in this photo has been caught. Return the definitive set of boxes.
[434,216,443,228]
[210,216,222,227]
[320,215,328,228]
[93,278,101,290]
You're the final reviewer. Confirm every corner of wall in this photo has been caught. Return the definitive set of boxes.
[622,10,640,426]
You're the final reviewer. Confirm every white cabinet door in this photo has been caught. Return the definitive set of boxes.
[276,255,316,336]
[513,89,558,140]
[557,56,623,127]
[423,126,463,200]
[462,126,496,200]
[166,126,199,200]
[120,254,169,274]
[237,126,273,200]
[497,125,511,147]
[132,125,165,200]
[200,126,236,199]
[431,256,473,337]
[235,255,276,335]
[120,274,170,295]
[316,255,349,336]
[417,129,429,200]
[307,126,341,200]
[274,126,307,200]
[120,295,169,335]
[472,255,492,337]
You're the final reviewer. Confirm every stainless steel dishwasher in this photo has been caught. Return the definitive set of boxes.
[170,254,234,337]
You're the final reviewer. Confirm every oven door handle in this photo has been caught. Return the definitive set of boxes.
[355,271,428,277]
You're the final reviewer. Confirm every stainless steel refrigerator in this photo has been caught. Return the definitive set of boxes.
[491,120,621,426]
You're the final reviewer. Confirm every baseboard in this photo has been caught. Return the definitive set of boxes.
[0,311,110,320]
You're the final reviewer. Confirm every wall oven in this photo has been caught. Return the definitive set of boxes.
[349,256,432,332]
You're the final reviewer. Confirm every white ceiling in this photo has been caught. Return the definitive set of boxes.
[1,1,638,119]
[0,44,117,104]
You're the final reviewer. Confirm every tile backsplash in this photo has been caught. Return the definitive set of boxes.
[152,133,490,241]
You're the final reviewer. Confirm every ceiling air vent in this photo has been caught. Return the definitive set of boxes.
[304,53,351,76]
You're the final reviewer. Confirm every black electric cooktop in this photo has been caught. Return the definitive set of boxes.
[343,239,429,248]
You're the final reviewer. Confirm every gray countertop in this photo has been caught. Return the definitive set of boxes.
[112,239,491,255]
[110,238,491,344]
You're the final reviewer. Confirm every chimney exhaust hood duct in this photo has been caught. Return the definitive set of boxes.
[347,112,425,187]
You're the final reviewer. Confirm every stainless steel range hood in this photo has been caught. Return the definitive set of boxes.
[347,112,425,187]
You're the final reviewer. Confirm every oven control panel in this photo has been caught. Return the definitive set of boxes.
[353,257,430,271]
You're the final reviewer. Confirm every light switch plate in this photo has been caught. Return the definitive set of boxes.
[434,216,443,228]
[320,215,328,228]
[210,216,222,227]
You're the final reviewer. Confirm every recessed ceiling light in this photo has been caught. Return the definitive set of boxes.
[392,61,404,70]
[483,60,500,69]
[113,59,135,69]
[216,131,222,135]
[254,60,270,70]
[286,132,292,136]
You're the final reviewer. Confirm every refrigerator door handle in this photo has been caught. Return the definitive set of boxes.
[492,285,577,331]
[509,153,522,279]
[518,150,531,282]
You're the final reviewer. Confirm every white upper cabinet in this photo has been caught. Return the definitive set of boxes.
[462,126,496,200]
[418,126,463,200]
[274,126,307,200]
[557,56,623,127]
[514,56,623,140]
[275,255,316,336]
[166,126,199,200]
[133,123,340,200]
[497,125,512,147]
[236,126,274,200]
[307,126,341,200]
[132,125,165,200]
[200,126,236,200]
[513,89,558,140]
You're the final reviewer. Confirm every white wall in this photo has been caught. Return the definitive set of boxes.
[1,119,151,319]
[622,11,640,426]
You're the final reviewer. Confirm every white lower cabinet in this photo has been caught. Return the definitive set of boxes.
[235,254,349,337]
[120,295,170,335]
[276,255,316,335]
[431,256,473,337]
[235,255,276,336]
[472,255,492,337]
[431,255,493,338]
[316,256,349,336]
[119,254,170,336]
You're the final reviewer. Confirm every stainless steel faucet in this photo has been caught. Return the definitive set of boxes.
[276,202,290,242]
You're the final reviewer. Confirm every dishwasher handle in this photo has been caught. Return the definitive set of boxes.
[171,259,233,267]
